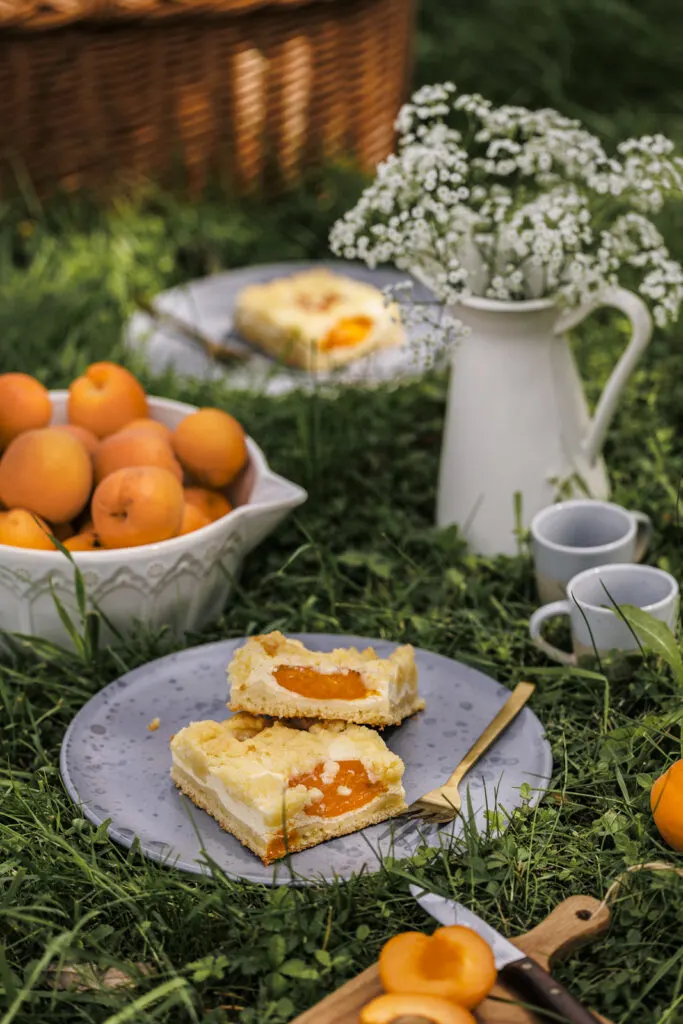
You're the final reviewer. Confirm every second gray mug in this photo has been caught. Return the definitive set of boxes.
[530,499,652,603]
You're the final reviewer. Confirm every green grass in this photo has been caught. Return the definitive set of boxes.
[3,1,683,1020]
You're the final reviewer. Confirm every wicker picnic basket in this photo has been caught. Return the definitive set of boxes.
[0,0,414,197]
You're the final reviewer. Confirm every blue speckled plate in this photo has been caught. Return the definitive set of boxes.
[60,636,552,885]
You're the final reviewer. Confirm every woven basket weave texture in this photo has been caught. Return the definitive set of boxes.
[0,0,414,195]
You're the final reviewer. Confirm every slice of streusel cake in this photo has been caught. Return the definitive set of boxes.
[228,632,424,727]
[170,713,406,864]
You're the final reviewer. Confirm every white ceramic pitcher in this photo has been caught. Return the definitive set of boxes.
[436,287,653,556]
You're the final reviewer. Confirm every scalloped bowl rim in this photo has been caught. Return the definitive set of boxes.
[0,391,307,565]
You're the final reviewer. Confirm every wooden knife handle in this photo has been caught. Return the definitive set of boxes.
[499,957,601,1024]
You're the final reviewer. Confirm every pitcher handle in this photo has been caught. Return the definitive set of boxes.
[554,286,653,466]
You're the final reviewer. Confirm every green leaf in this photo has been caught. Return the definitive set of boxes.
[268,935,286,968]
[338,550,393,580]
[618,604,683,685]
[280,959,318,980]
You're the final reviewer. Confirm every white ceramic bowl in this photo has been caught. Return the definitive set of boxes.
[0,393,307,645]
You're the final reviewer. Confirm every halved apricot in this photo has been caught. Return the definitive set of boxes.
[379,926,497,1009]
[360,993,476,1024]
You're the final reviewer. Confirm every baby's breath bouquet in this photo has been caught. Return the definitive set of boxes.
[330,83,683,332]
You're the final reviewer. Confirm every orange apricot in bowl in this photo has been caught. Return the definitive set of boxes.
[116,418,172,442]
[92,466,184,549]
[0,509,57,550]
[52,423,99,457]
[0,428,93,523]
[0,372,52,448]
[93,430,183,485]
[68,362,148,438]
[379,926,497,1009]
[177,503,212,536]
[183,486,232,523]
[64,528,102,552]
[171,408,247,488]
[651,760,683,851]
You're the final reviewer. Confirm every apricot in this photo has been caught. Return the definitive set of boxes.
[64,529,102,552]
[171,408,247,488]
[360,994,476,1024]
[379,926,497,1009]
[0,373,52,448]
[93,430,183,485]
[0,509,56,550]
[177,503,211,537]
[651,760,683,850]
[0,428,93,523]
[115,418,172,442]
[51,423,99,457]
[92,466,184,548]
[183,486,232,523]
[68,362,148,438]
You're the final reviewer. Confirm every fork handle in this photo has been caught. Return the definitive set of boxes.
[445,681,535,788]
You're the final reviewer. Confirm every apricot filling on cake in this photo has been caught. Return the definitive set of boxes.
[229,631,424,726]
[320,316,374,351]
[293,759,387,817]
[274,665,369,701]
[170,714,406,865]
[232,268,405,371]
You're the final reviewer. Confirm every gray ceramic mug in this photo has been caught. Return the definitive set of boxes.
[529,563,679,664]
[530,499,652,604]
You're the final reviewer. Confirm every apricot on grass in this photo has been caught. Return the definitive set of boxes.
[183,486,232,523]
[92,466,184,548]
[0,509,57,550]
[52,423,99,457]
[0,372,52,448]
[177,503,212,537]
[93,430,183,485]
[651,759,683,851]
[68,362,148,438]
[171,408,247,488]
[0,428,93,524]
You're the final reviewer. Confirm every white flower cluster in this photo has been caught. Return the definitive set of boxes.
[330,82,683,331]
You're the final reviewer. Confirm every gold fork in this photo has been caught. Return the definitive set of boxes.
[396,681,536,827]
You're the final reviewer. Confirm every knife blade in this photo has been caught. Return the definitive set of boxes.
[410,886,601,1024]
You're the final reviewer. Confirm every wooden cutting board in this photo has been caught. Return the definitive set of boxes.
[291,894,613,1024]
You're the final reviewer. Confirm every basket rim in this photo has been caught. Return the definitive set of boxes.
[0,0,339,32]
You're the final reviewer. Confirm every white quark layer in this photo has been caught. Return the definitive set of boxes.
[172,753,394,829]
[173,754,272,835]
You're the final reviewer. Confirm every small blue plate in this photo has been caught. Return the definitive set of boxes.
[60,635,552,885]
[124,261,441,395]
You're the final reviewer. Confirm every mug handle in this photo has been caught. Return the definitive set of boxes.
[529,600,577,665]
[554,286,653,466]
[632,510,653,563]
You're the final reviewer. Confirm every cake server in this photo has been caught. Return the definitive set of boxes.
[410,886,601,1024]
